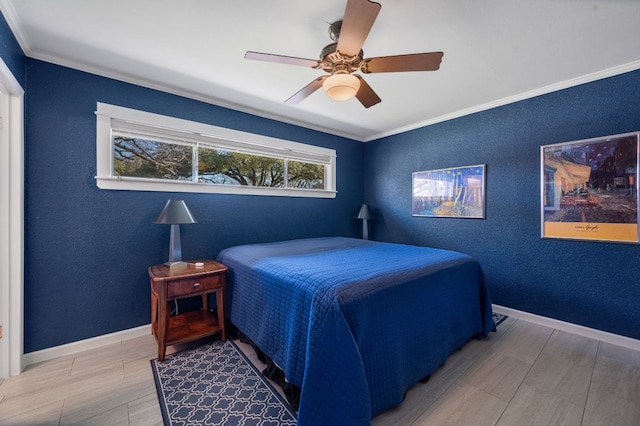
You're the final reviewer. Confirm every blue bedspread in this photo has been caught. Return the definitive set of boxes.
[218,237,493,425]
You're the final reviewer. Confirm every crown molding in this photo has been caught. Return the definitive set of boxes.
[365,60,640,142]
[4,0,639,144]
[0,0,31,54]
[25,47,369,142]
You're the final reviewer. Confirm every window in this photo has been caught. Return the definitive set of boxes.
[96,103,336,198]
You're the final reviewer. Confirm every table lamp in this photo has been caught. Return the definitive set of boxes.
[355,204,372,240]
[153,199,197,269]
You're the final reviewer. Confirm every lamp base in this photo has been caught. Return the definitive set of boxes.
[362,219,369,240]
[166,261,188,270]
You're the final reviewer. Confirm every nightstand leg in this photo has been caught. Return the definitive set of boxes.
[201,294,208,311]
[217,288,226,341]
[158,286,168,362]
[151,292,158,336]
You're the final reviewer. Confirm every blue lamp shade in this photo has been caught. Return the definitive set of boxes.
[355,204,372,220]
[354,204,372,240]
[153,200,197,269]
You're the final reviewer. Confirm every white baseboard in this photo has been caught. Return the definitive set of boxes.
[20,307,640,370]
[493,304,640,352]
[23,324,151,367]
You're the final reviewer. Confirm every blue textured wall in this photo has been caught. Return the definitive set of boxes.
[365,70,640,340]
[0,11,24,86]
[3,10,639,351]
[24,59,364,352]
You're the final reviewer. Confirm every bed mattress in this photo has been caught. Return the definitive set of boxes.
[218,237,493,425]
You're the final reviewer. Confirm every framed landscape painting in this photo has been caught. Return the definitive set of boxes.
[541,131,640,243]
[412,164,486,218]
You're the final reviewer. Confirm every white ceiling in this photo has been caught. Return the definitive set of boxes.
[2,0,640,142]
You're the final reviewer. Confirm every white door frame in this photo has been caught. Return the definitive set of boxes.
[0,57,24,378]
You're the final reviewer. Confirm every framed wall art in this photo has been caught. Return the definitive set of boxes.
[541,131,640,243]
[412,164,486,218]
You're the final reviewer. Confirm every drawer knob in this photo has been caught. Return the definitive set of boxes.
[193,282,200,287]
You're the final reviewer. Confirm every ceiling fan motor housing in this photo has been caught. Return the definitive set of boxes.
[319,42,364,74]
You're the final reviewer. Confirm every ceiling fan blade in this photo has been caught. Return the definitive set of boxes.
[362,52,444,73]
[285,76,327,104]
[245,51,321,68]
[336,0,381,57]
[354,75,381,108]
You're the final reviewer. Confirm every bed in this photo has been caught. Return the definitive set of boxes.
[217,237,494,425]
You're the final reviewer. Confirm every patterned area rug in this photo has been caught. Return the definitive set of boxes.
[151,340,297,426]
[493,312,508,326]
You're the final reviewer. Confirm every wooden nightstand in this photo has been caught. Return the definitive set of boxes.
[149,259,228,361]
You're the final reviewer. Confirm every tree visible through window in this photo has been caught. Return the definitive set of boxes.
[197,147,284,187]
[288,161,325,189]
[113,134,325,189]
[114,137,193,180]
[97,102,336,197]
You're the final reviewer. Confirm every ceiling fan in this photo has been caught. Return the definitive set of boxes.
[245,0,444,108]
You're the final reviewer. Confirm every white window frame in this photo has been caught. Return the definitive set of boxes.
[96,103,337,198]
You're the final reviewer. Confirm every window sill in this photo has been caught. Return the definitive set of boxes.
[95,176,337,198]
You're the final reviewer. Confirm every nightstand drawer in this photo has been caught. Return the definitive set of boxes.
[167,274,222,298]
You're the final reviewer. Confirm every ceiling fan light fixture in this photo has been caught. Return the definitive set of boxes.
[323,73,360,101]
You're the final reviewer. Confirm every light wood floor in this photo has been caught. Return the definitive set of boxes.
[1,317,639,425]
